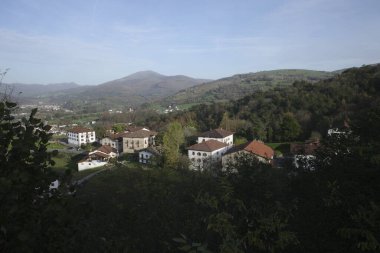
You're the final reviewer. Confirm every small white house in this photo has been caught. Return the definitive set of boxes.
[77,145,117,171]
[187,139,229,170]
[67,126,96,146]
[197,128,234,146]
[100,132,127,153]
[139,147,161,164]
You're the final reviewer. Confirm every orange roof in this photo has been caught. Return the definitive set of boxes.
[187,139,228,152]
[226,141,274,160]
[199,128,233,138]
[68,126,93,133]
[90,151,109,158]
[95,145,117,154]
[105,132,128,140]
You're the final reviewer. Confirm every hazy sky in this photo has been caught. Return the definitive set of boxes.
[0,0,379,84]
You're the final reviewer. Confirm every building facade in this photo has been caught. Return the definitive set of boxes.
[222,140,274,168]
[100,133,127,153]
[67,127,96,146]
[187,139,229,170]
[122,129,157,153]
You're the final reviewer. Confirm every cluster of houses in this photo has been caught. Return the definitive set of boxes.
[64,117,355,172]
[187,128,274,170]
[67,124,277,171]
[67,126,158,171]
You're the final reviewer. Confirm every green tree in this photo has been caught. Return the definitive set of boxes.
[0,99,73,252]
[112,123,125,133]
[279,113,301,141]
[163,122,185,168]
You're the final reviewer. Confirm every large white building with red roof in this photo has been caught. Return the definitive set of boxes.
[187,139,230,170]
[67,126,96,146]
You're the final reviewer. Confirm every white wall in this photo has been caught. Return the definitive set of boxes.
[67,131,96,146]
[78,160,107,171]
[188,146,229,170]
[197,135,233,146]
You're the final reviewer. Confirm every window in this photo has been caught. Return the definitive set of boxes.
[192,152,195,155]
[197,152,201,156]
[197,158,201,162]
[203,153,207,156]
[191,158,195,161]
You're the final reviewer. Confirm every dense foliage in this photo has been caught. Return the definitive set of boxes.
[143,65,380,144]
[0,100,77,252]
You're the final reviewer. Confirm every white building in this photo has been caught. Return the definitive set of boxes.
[67,127,96,146]
[197,128,234,146]
[187,139,229,170]
[100,132,127,153]
[77,145,117,171]
[139,147,161,164]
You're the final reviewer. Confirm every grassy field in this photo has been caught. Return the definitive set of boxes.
[47,142,66,149]
[51,152,84,171]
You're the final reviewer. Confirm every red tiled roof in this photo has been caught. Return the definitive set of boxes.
[68,126,93,133]
[95,145,117,154]
[199,128,233,138]
[124,129,157,138]
[126,126,148,132]
[225,141,274,160]
[90,151,109,158]
[105,132,128,140]
[187,139,228,152]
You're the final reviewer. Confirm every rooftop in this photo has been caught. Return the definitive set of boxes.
[225,140,274,160]
[68,126,93,133]
[187,139,228,152]
[124,129,157,138]
[95,145,117,154]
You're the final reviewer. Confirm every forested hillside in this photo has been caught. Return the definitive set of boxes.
[145,65,380,143]
[162,69,335,106]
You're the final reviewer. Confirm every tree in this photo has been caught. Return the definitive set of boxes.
[0,99,73,251]
[162,122,185,168]
[279,113,301,141]
[112,123,125,133]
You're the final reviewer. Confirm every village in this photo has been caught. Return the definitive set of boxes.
[51,123,333,173]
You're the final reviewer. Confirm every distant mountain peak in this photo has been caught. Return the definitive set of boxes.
[123,70,164,80]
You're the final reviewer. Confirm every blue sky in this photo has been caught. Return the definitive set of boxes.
[0,0,379,84]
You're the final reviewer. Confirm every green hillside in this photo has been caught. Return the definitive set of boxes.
[162,69,335,106]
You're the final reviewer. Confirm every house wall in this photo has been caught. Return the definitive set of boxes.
[222,150,270,168]
[139,151,153,163]
[197,135,233,146]
[68,131,96,146]
[100,137,122,153]
[188,146,229,170]
[78,160,107,171]
[123,136,155,153]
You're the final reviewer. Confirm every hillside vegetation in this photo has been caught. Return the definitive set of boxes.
[162,69,335,106]
[139,65,380,144]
